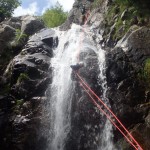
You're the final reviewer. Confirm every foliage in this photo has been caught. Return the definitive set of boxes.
[0,0,21,21]
[16,99,24,106]
[41,2,68,28]
[17,73,29,84]
[92,0,104,9]
[143,59,150,82]
[14,29,27,45]
[115,0,150,12]
[138,58,150,89]
[104,0,150,42]
[13,99,24,114]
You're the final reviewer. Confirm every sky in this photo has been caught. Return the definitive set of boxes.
[13,0,75,17]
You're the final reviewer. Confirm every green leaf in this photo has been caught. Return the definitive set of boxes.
[41,2,68,28]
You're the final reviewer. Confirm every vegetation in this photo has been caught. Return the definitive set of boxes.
[13,99,24,114]
[0,0,21,21]
[104,0,150,42]
[17,73,29,84]
[143,58,150,86]
[14,29,27,45]
[115,0,150,19]
[138,58,150,89]
[41,2,68,28]
[16,99,24,106]
[115,0,150,9]
[91,0,104,9]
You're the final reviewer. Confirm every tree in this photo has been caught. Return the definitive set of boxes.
[0,0,21,22]
[42,2,68,28]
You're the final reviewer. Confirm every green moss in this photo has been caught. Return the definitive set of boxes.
[143,59,150,81]
[16,99,24,106]
[104,0,150,42]
[12,99,24,115]
[138,58,150,89]
[17,73,29,84]
[14,29,27,45]
[91,0,104,9]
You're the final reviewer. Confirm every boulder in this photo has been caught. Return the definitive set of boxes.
[120,123,150,150]
[21,15,44,36]
[1,28,57,150]
[0,24,16,54]
[118,27,150,66]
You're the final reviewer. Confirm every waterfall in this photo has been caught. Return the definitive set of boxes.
[47,24,115,150]
[97,48,114,150]
[48,24,84,150]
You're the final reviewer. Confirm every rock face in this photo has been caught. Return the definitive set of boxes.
[0,28,58,150]
[105,26,150,149]
[61,0,150,149]
[65,46,103,150]
[60,0,94,30]
[0,0,150,150]
[0,15,45,77]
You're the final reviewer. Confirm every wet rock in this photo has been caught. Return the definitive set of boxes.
[60,0,93,30]
[0,24,16,54]
[0,24,15,41]
[105,44,146,127]
[118,27,150,67]
[106,47,132,85]
[67,44,103,150]
[4,17,22,29]
[21,15,44,36]
[0,28,57,149]
[145,111,150,127]
[120,123,150,150]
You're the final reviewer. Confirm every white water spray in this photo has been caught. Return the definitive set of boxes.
[48,24,84,150]
[48,24,115,150]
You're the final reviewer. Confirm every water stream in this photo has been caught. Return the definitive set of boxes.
[47,24,115,150]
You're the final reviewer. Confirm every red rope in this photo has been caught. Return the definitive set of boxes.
[73,5,143,150]
[76,72,143,150]
[79,81,139,150]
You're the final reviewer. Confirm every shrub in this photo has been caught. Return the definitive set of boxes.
[143,59,150,82]
[41,2,68,28]
[14,29,27,45]
[92,0,105,9]
[0,0,21,21]
[17,73,29,84]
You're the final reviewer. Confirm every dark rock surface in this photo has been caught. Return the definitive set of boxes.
[105,27,150,148]
[0,15,45,77]
[60,0,94,30]
[0,28,58,150]
[0,0,150,149]
[65,47,103,150]
[21,15,44,36]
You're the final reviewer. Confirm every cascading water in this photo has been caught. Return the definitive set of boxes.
[48,25,84,150]
[47,24,115,150]
[97,47,114,150]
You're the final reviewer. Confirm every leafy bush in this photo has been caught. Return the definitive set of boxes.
[115,0,150,10]
[17,73,29,84]
[143,59,150,82]
[138,58,150,89]
[92,0,105,9]
[0,0,21,21]
[41,2,68,28]
[14,29,27,45]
